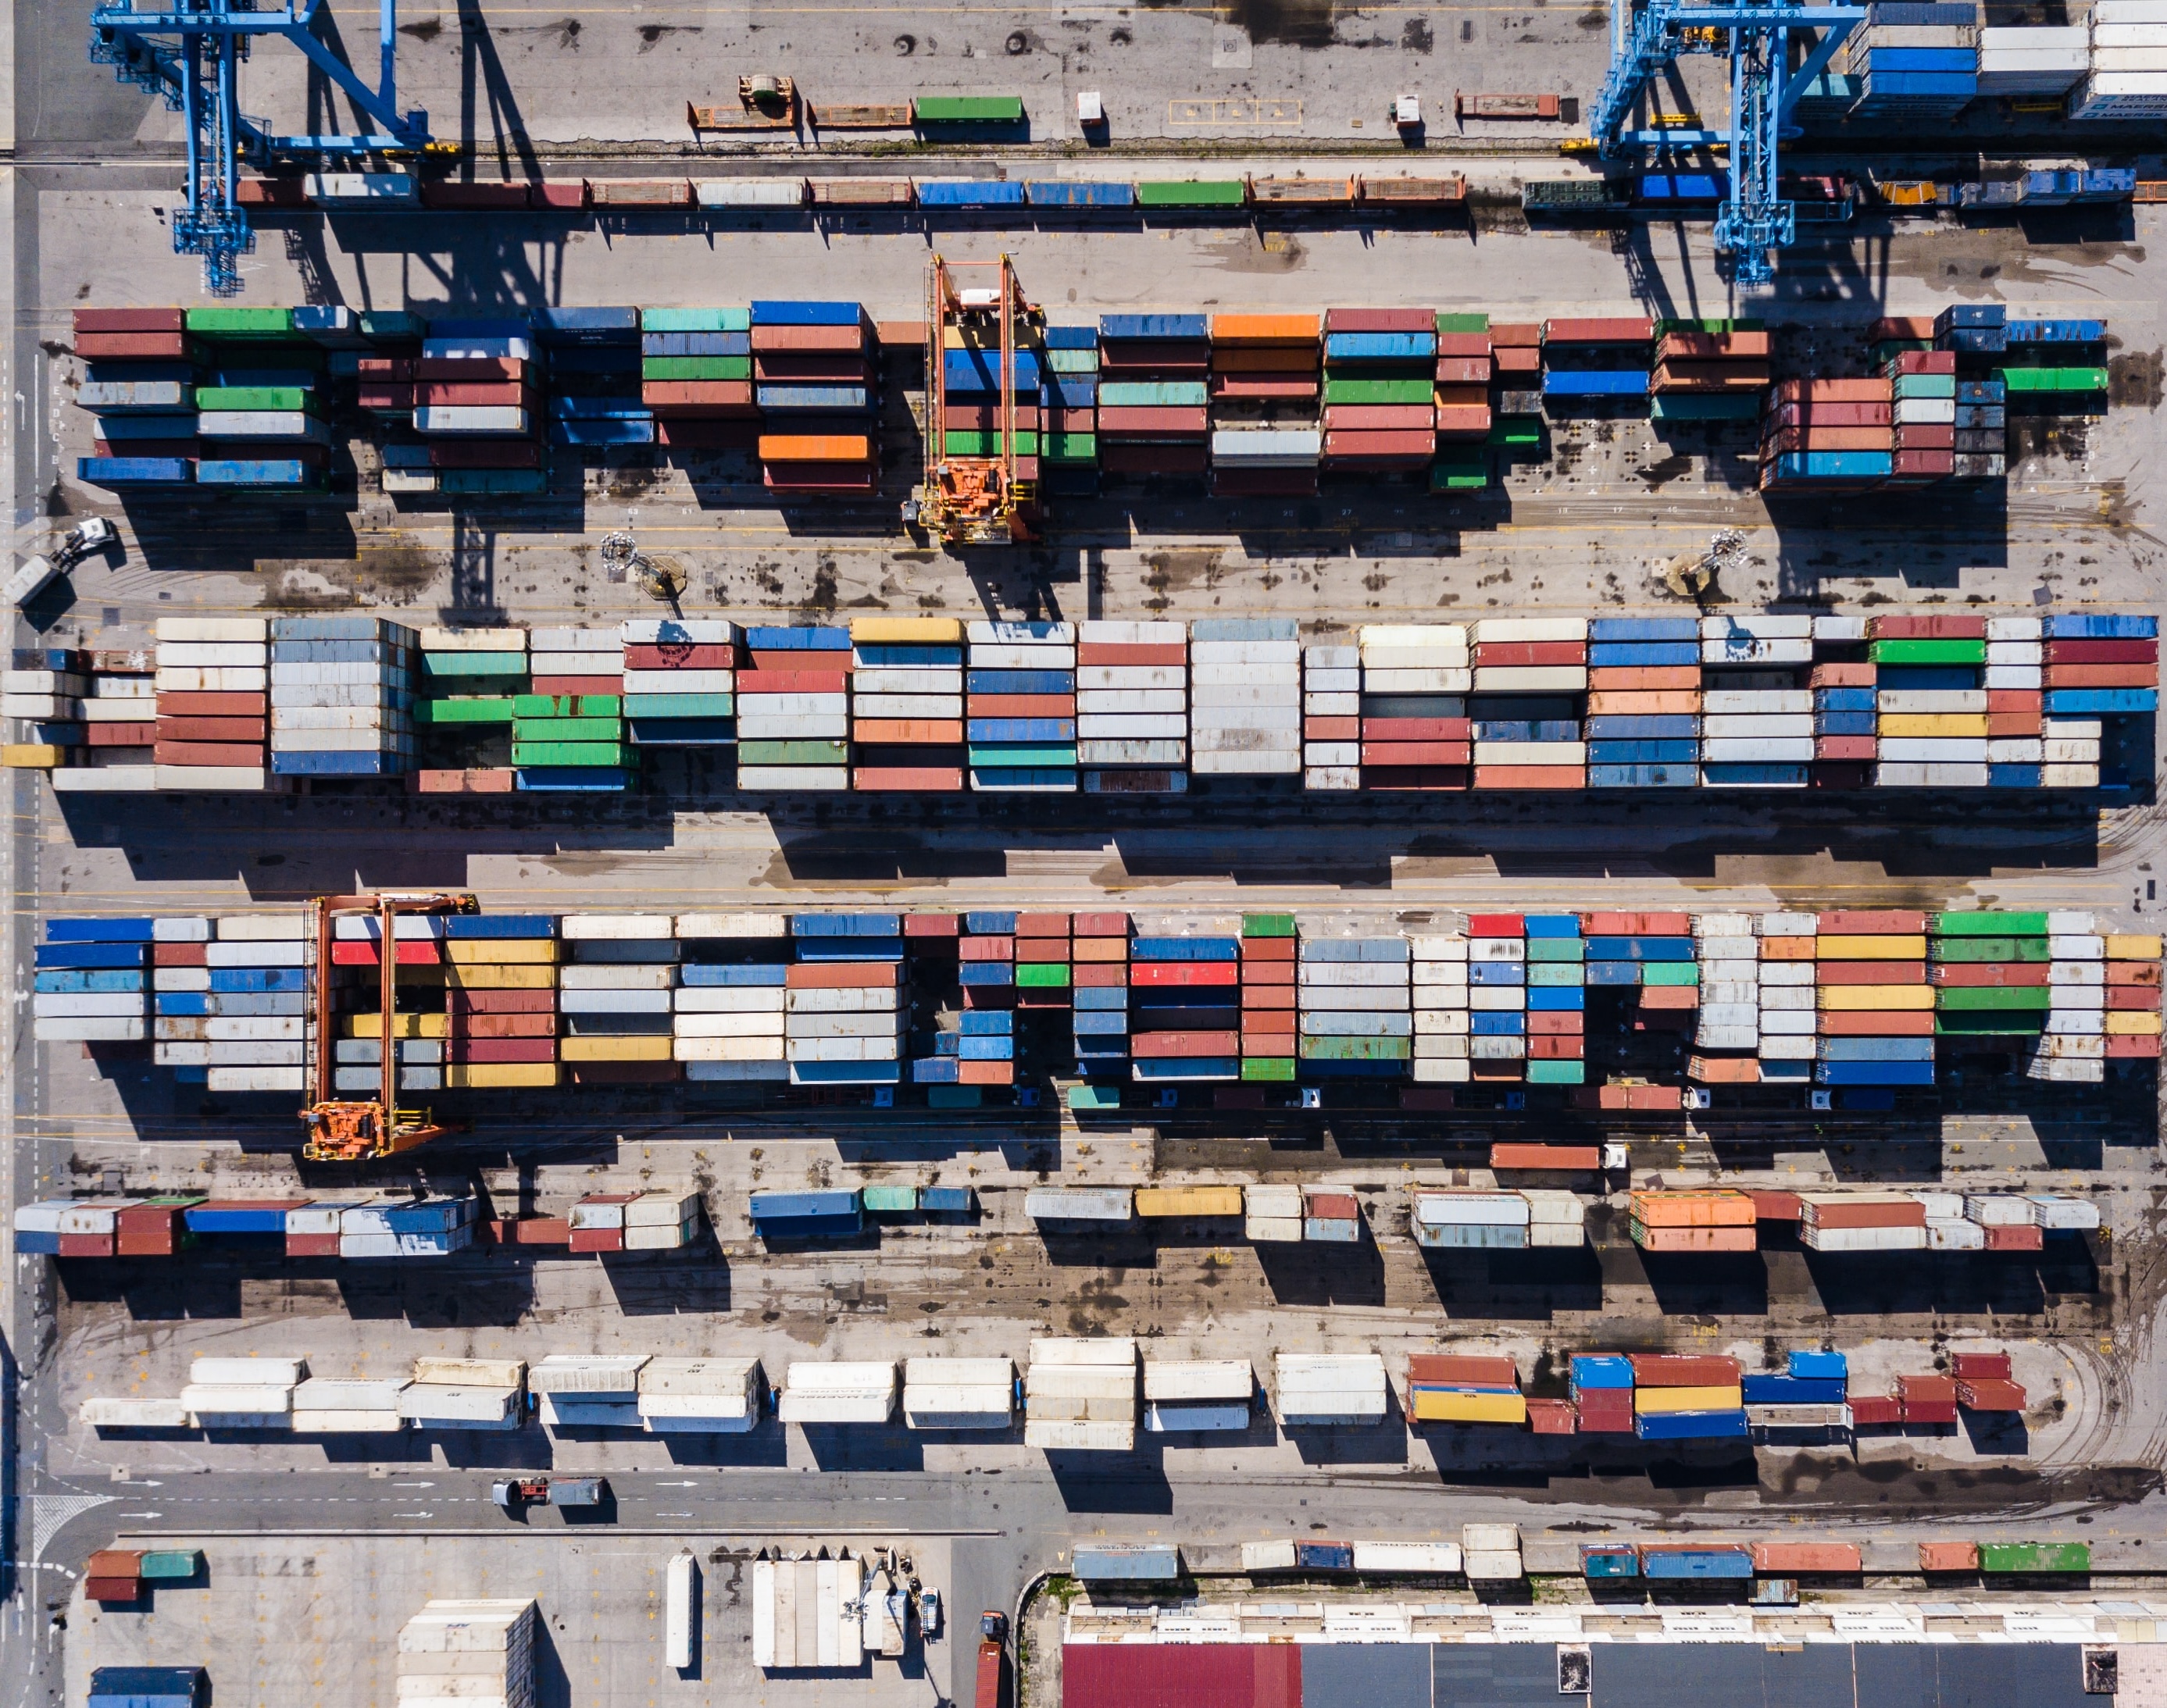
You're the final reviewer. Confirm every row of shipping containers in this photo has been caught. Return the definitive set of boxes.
[30,906,2157,1096]
[12,611,2150,793]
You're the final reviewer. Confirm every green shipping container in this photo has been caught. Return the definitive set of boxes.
[513,694,621,718]
[1933,911,2049,936]
[1869,638,1984,665]
[512,716,622,742]
[1298,1036,1412,1061]
[1243,913,1297,938]
[1134,179,1247,208]
[195,386,317,413]
[1978,1542,2089,1574]
[1931,937,2051,962]
[510,741,628,767]
[737,740,848,765]
[1527,938,1586,962]
[1241,1056,1298,1081]
[642,355,751,381]
[1045,349,1101,374]
[640,307,751,332]
[929,1085,984,1110]
[1643,962,1701,986]
[1997,367,2108,393]
[1528,963,1584,986]
[1069,1083,1124,1109]
[1324,377,1433,405]
[1099,381,1208,408]
[1016,963,1071,988]
[1891,374,1956,400]
[968,743,1077,768]
[860,1185,919,1212]
[184,306,298,338]
[138,1549,204,1581]
[1527,1059,1587,1084]
[1936,986,2053,1010]
[423,652,527,678]
[915,94,1026,123]
[421,697,516,724]
[1044,433,1098,463]
[1435,312,1490,333]
[944,430,1042,457]
[623,693,734,718]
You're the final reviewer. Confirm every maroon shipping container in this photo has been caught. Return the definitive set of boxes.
[74,308,186,333]
[1805,1199,1925,1229]
[1776,377,1892,402]
[1956,1378,2026,1411]
[1894,424,1955,449]
[1751,1542,1861,1574]
[1629,1353,1741,1386]
[1818,910,1926,933]
[1323,307,1434,333]
[416,357,528,382]
[1434,356,1492,384]
[1847,1393,1903,1426]
[1407,1353,1519,1387]
[1322,429,1433,460]
[1436,333,1492,358]
[1918,1541,1979,1571]
[236,178,311,207]
[1129,1031,1239,1057]
[1897,1374,1956,1404]
[1324,405,1435,431]
[448,988,558,1013]
[448,1013,558,1038]
[1211,376,1319,401]
[1527,1398,1577,1435]
[1473,642,1585,667]
[1893,349,1957,374]
[1098,406,1209,437]
[153,943,209,967]
[415,383,535,408]
[74,333,197,360]
[533,180,589,209]
[1362,741,1473,766]
[157,717,268,743]
[1768,401,1894,428]
[1816,736,1878,761]
[748,326,866,353]
[152,742,264,766]
[444,1039,558,1063]
[1985,1223,2044,1251]
[285,1232,341,1257]
[1362,717,1473,740]
[2046,640,2158,664]
[1543,316,1654,344]
[1891,448,1954,476]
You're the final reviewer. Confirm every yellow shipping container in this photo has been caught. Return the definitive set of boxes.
[1628,1190,1755,1228]
[1133,1186,1244,1218]
[445,939,557,964]
[2106,1011,2163,1036]
[446,1062,560,1088]
[1634,1385,1744,1414]
[1759,937,1816,961]
[1876,713,1988,738]
[345,1011,448,1038]
[559,1035,673,1061]
[1818,986,1936,1011]
[848,615,964,644]
[2106,934,2164,961]
[1816,935,1928,959]
[4,744,62,768]
[1411,1390,1528,1425]
[442,965,557,989]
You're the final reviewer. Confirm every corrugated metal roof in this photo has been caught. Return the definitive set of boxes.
[1062,1643,1299,1708]
[1304,1644,1428,1708]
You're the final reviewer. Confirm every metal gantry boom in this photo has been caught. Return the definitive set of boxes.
[88,0,434,294]
[1589,0,1865,284]
[915,255,1039,545]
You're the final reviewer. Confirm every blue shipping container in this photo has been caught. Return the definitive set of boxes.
[749,300,865,327]
[1641,1547,1755,1578]
[2046,613,2155,639]
[2047,689,2155,714]
[1740,1374,1848,1404]
[1789,1350,1847,1379]
[1587,715,1700,739]
[1025,182,1137,208]
[1588,764,1698,788]
[1587,617,1700,642]
[1815,1061,1935,1086]
[1587,642,1700,668]
[1588,741,1698,765]
[1098,314,1209,341]
[1634,1409,1750,1441]
[1542,370,1651,396]
[916,180,1026,207]
[78,458,195,485]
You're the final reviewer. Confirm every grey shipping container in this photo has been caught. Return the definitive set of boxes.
[1071,1543,1181,1579]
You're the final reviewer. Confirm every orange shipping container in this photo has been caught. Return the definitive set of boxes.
[1639,984,1699,1009]
[1634,1225,1757,1252]
[1210,312,1322,343]
[1751,1542,1861,1574]
[852,719,962,745]
[1474,765,1585,790]
[1759,936,1817,961]
[1919,1541,1979,1572]
[1690,1055,1762,1082]
[1629,1189,1755,1227]
[759,434,872,462]
[1587,690,1702,715]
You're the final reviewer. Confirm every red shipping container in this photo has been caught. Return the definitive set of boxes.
[1985,1223,2044,1251]
[569,1228,626,1253]
[448,1012,557,1037]
[1305,715,1360,741]
[1869,615,1988,640]
[2108,985,2163,1010]
[1870,316,1936,340]
[1902,1400,1959,1425]
[1810,662,1878,687]
[967,694,1074,718]
[1362,718,1473,740]
[1776,377,1893,402]
[1956,1380,2026,1412]
[1490,321,1540,346]
[85,1579,141,1603]
[1527,1011,1583,1036]
[1323,405,1436,430]
[1526,1399,1576,1435]
[1098,405,1210,437]
[1408,1353,1519,1387]
[1934,962,2050,987]
[1630,1353,1742,1386]
[1587,667,1701,691]
[1895,424,1956,449]
[528,676,623,697]
[1764,426,1892,453]
[1544,316,1654,343]
[1241,1033,1297,1056]
[1241,939,1296,962]
[1472,642,1586,667]
[1818,910,1926,933]
[1752,1542,1861,1574]
[2108,1034,2162,1057]
[1064,1642,1299,1708]
[1465,914,1524,936]
[1435,357,1492,384]
[1583,911,1693,936]
[748,325,866,353]
[1323,429,1434,460]
[1747,1189,1803,1221]
[2047,663,2157,687]
[332,940,444,966]
[1893,349,1958,374]
[153,742,264,767]
[738,669,849,694]
[285,1232,341,1257]
[416,357,527,382]
[1436,333,1493,357]
[1848,1394,1903,1426]
[448,988,556,1012]
[1817,1012,1936,1036]
[1891,449,1953,476]
[85,724,159,747]
[1987,714,2043,738]
[1073,912,1130,937]
[446,1039,557,1064]
[59,1233,114,1258]
[1324,307,1433,333]
[624,644,736,670]
[414,383,536,408]
[2107,961,2163,984]
[1491,1143,1601,1170]
[958,1060,1015,1086]
[645,383,757,415]
[1493,346,1541,373]
[2046,639,2157,664]
[853,765,963,790]
[75,308,186,333]
[787,963,897,989]
[1527,1036,1582,1059]
[1919,1541,1979,1572]
[1073,965,1128,989]
[1362,742,1473,767]
[1211,376,1319,401]
[1130,963,1237,987]
[959,938,1015,962]
[153,943,209,968]
[75,333,196,360]
[1130,1031,1239,1057]
[1076,644,1187,666]
[355,386,416,410]
[1816,736,1878,761]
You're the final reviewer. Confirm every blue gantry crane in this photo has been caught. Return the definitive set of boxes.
[1589,0,1867,284]
[89,0,434,294]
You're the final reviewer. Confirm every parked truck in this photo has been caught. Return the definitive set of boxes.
[975,1611,1008,1708]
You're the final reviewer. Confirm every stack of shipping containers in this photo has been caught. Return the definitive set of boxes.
[1760,368,1891,490]
[1097,314,1209,484]
[1941,309,2010,483]
[787,914,902,1089]
[416,627,524,793]
[753,300,877,497]
[558,915,678,1089]
[1525,915,1586,1086]
[269,615,416,783]
[1301,641,1360,790]
[1488,320,1546,474]
[1628,1189,1756,1253]
[1812,622,1877,785]
[1997,316,2108,424]
[1130,928,1238,1086]
[1468,914,1527,1085]
[1077,619,1187,793]
[1016,910,1072,1033]
[953,913,1016,1096]
[941,307,1041,479]
[1840,1,1980,124]
[72,307,199,491]
[1885,345,1957,483]
[1586,616,1699,787]
[1431,312,1494,492]
[737,625,851,790]
[1701,613,1815,787]
[1984,614,2045,784]
[1412,926,1470,1086]
[848,616,963,792]
[1689,913,1755,1079]
[968,620,1076,791]
[82,641,158,791]
[1471,617,1586,790]
[2048,612,2157,786]
[34,918,149,1047]
[1757,913,1819,1084]
[1237,913,1297,1086]
[188,308,331,494]
[1358,623,1471,790]
[1872,614,1987,785]
[2105,927,2165,1074]
[409,317,539,497]
[1041,326,1099,496]
[1585,911,1694,1089]
[5,647,84,780]
[1571,1354,1633,1435]
[333,912,439,1095]
[675,912,789,1086]
[623,617,737,756]
[1407,1354,1525,1427]
[1818,911,1934,1092]
[1321,308,1435,479]
[640,306,758,453]
[516,627,627,794]
[446,914,559,1090]
[1539,316,1653,413]
[1024,1337,1137,1452]
[1633,1352,1748,1443]
[1191,618,1300,777]
[2072,0,2167,116]
[1206,313,1321,498]
[1933,909,2052,1080]
[155,616,269,790]
[1071,912,1130,1090]
[543,307,649,454]
[1648,319,1768,426]
[1298,931,1410,1086]
[194,915,309,1093]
